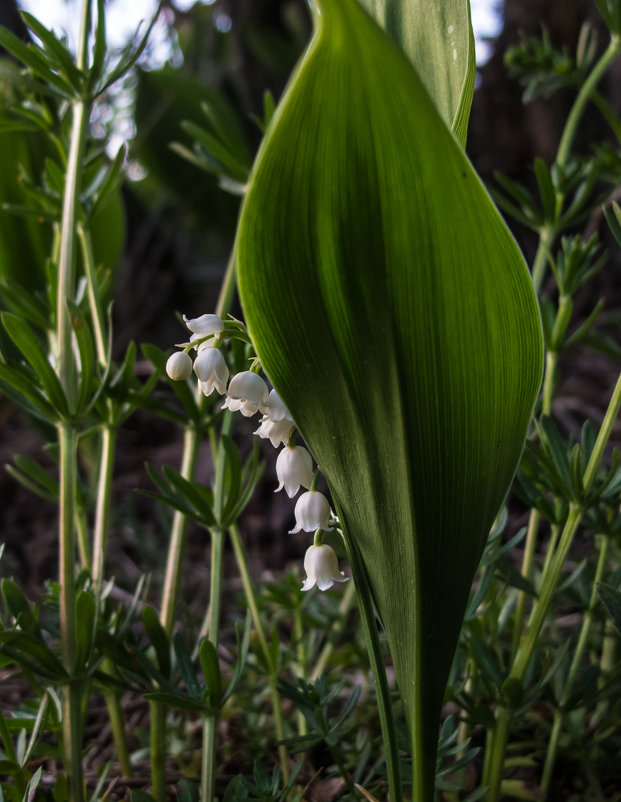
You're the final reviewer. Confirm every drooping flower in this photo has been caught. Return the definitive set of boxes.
[166,351,193,381]
[301,544,348,591]
[254,417,295,448]
[183,313,224,338]
[264,389,291,422]
[223,371,269,417]
[275,446,313,498]
[194,347,229,396]
[254,389,295,446]
[290,490,331,533]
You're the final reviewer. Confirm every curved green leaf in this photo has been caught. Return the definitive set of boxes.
[236,1,542,798]
[357,0,476,145]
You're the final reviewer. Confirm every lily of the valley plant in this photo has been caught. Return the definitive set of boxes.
[235,0,543,799]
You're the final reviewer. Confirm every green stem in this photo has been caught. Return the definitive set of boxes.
[540,533,610,793]
[293,601,308,737]
[341,526,403,802]
[207,529,224,646]
[77,224,108,366]
[228,523,290,783]
[510,509,541,659]
[531,228,555,294]
[58,424,84,802]
[75,507,91,572]
[201,714,218,802]
[310,579,356,681]
[91,425,116,586]
[200,528,224,802]
[103,686,132,778]
[160,426,201,634]
[556,36,621,168]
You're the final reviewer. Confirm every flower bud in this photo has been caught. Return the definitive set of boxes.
[166,351,193,381]
[275,446,313,498]
[301,544,348,591]
[289,490,331,533]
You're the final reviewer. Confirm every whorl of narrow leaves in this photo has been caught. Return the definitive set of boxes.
[236,0,543,796]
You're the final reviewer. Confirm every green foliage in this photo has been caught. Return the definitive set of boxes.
[237,0,542,794]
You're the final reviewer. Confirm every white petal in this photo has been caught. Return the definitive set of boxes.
[183,313,223,336]
[265,389,292,422]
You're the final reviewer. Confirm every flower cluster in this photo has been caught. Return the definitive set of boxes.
[166,313,348,592]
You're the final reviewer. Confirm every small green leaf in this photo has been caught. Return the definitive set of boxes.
[173,633,201,699]
[597,581,621,635]
[74,590,96,673]
[142,606,171,680]
[199,639,221,707]
[0,362,56,422]
[1,312,68,418]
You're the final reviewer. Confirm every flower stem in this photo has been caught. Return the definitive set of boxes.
[340,522,403,802]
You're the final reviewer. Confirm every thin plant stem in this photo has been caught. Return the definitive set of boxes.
[75,507,91,572]
[510,509,541,659]
[77,224,108,365]
[92,425,116,586]
[292,602,308,737]
[160,425,201,634]
[340,521,403,802]
[556,35,621,169]
[228,523,290,783]
[55,0,92,782]
[200,528,224,802]
[540,533,610,792]
[201,714,218,802]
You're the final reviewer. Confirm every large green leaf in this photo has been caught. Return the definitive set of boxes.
[236,0,542,798]
[357,0,476,145]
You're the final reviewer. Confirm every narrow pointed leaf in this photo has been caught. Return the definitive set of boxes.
[358,0,476,145]
[236,1,542,797]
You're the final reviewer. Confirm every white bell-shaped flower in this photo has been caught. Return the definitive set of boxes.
[194,347,229,396]
[265,389,292,423]
[290,490,331,533]
[301,544,348,591]
[166,351,192,381]
[275,446,313,498]
[223,371,269,417]
[254,418,295,448]
[183,313,223,337]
